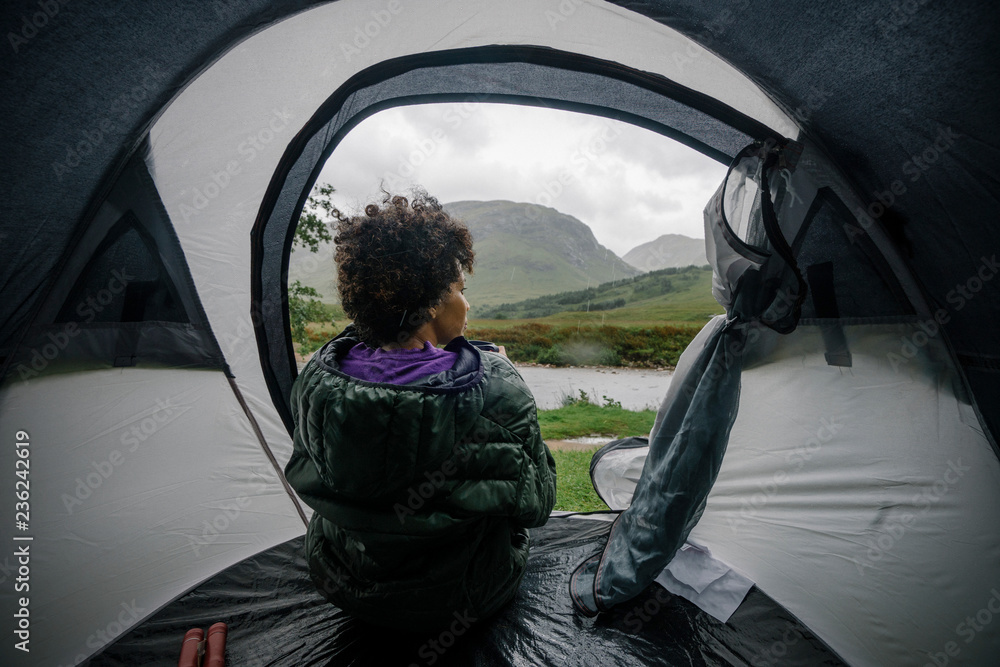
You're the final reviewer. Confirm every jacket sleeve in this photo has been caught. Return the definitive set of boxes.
[511,407,558,528]
[486,354,557,528]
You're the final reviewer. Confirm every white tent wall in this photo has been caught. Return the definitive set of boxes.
[697,323,1000,667]
[0,369,305,666]
[595,321,1000,666]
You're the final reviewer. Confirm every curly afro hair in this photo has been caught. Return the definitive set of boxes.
[334,189,475,348]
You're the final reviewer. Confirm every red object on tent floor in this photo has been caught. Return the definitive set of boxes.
[205,622,228,667]
[177,627,204,667]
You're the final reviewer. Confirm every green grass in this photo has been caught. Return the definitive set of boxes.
[552,449,609,512]
[473,265,723,326]
[540,399,654,512]
[537,401,656,440]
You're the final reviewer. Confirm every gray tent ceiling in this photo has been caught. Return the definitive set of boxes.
[2,0,998,438]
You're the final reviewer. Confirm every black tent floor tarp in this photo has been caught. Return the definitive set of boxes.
[91,516,845,666]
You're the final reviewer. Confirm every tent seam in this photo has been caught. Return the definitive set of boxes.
[227,375,309,527]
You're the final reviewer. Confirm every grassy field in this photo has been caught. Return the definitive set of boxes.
[472,265,722,326]
[551,449,609,512]
[539,397,655,512]
[537,395,656,440]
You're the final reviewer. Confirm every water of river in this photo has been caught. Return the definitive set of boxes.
[513,365,673,411]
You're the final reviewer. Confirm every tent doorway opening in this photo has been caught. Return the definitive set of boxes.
[286,101,728,372]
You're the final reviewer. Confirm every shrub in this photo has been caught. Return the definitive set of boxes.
[537,345,567,366]
[465,322,698,368]
[602,395,622,409]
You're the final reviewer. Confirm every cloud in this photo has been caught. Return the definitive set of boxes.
[317,102,728,255]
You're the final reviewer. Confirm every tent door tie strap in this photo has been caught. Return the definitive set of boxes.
[807,262,852,367]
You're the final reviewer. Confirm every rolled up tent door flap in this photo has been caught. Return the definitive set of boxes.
[570,139,817,615]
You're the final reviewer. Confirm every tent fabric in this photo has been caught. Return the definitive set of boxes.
[12,141,228,377]
[92,517,847,666]
[2,3,804,663]
[135,0,795,492]
[0,368,306,666]
[590,321,1000,666]
[570,139,818,617]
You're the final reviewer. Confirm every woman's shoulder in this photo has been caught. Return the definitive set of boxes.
[478,349,535,401]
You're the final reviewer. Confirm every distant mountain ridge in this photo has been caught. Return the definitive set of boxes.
[622,233,706,272]
[288,199,643,307]
[444,200,640,308]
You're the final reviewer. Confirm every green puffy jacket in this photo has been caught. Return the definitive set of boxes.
[285,327,557,630]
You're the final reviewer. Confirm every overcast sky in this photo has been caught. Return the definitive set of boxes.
[315,102,728,256]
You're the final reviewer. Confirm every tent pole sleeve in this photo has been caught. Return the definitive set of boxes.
[227,376,309,528]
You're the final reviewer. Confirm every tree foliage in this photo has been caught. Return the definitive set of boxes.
[293,182,339,253]
[288,280,328,347]
[289,183,338,348]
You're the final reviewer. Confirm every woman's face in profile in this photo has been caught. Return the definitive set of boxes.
[429,275,470,344]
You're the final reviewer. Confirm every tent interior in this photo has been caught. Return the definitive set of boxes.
[1,1,998,666]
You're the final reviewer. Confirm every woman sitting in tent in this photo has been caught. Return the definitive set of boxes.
[284,190,557,631]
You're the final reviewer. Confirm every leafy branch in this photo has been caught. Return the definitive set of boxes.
[289,183,338,348]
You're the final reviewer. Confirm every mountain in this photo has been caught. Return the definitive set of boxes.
[289,200,641,308]
[445,200,640,310]
[622,233,707,272]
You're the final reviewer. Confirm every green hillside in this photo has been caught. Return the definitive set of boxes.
[472,264,722,325]
[445,200,640,307]
[288,199,642,306]
[286,198,723,365]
